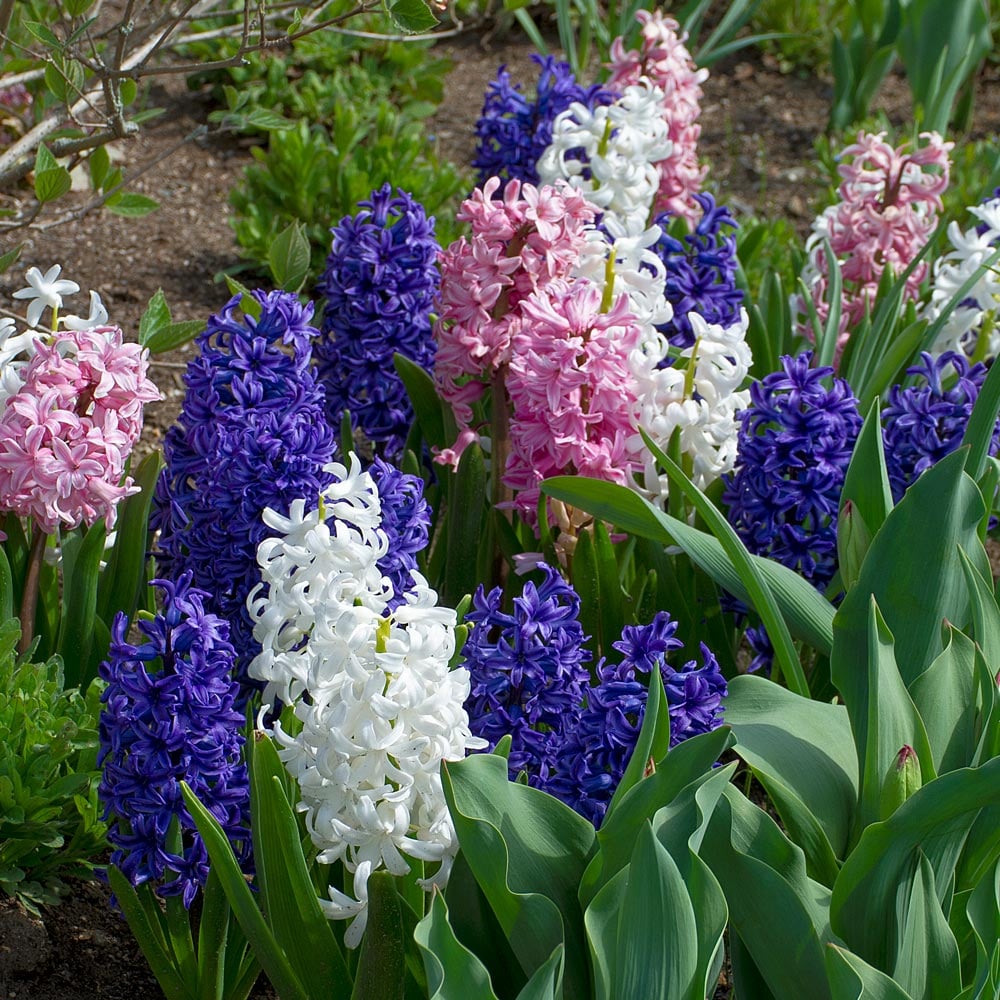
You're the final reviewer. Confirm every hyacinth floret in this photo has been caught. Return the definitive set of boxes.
[650,193,743,349]
[882,351,999,500]
[0,325,159,533]
[474,55,611,189]
[247,455,483,948]
[797,131,952,358]
[607,10,708,224]
[98,573,251,908]
[153,290,336,686]
[369,457,431,610]
[723,352,862,589]
[462,563,591,787]
[315,185,440,456]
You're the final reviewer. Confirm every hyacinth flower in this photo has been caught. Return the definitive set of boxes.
[606,9,709,226]
[474,54,612,190]
[463,568,726,826]
[153,291,336,690]
[99,573,251,905]
[247,454,484,948]
[314,185,440,457]
[924,194,1000,362]
[882,351,1000,501]
[650,192,744,350]
[0,266,159,652]
[797,130,952,359]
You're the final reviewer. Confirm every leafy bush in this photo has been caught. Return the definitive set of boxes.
[0,619,106,912]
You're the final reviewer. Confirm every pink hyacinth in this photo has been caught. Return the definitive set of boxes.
[0,326,160,533]
[434,177,597,460]
[607,10,708,224]
[503,280,645,522]
[799,131,952,358]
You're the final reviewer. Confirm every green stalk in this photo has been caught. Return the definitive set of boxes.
[17,523,47,655]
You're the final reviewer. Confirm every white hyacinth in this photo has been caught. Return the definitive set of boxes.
[923,197,1000,361]
[630,309,753,504]
[537,80,672,235]
[247,455,485,948]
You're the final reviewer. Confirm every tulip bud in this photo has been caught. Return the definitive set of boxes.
[879,745,922,819]
[837,499,872,591]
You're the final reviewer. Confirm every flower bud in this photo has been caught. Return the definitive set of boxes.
[879,745,922,820]
[837,499,872,591]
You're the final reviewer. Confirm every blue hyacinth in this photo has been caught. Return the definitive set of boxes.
[882,351,999,501]
[473,55,611,189]
[153,291,336,688]
[550,613,727,827]
[98,574,251,907]
[651,193,744,351]
[314,185,439,458]
[724,353,862,590]
[369,457,432,610]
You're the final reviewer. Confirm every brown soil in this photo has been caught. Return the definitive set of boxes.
[3,20,1000,1000]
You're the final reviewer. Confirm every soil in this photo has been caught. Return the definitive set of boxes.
[3,16,1000,1000]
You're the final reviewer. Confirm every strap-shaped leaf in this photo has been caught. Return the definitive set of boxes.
[57,520,106,688]
[351,872,405,1000]
[824,944,915,999]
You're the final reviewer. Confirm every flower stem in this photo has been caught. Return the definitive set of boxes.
[18,524,47,655]
[491,363,511,591]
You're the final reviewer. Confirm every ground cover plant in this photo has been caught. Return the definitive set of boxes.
[4,1,1000,998]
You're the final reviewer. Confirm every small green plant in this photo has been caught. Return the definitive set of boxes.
[0,619,106,913]
[752,0,847,73]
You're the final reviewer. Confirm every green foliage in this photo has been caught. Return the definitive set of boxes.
[751,0,847,73]
[0,620,106,912]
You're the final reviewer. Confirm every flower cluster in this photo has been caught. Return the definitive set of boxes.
[924,195,1000,361]
[537,79,672,235]
[462,569,726,827]
[434,177,597,456]
[632,310,754,501]
[723,353,862,589]
[314,185,440,457]
[882,351,999,500]
[0,325,159,533]
[474,55,611,189]
[797,131,952,357]
[98,574,251,907]
[606,9,709,224]
[247,456,483,947]
[153,291,336,687]
[650,193,743,349]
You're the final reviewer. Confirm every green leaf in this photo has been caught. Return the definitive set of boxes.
[0,547,13,622]
[34,148,71,203]
[387,0,439,32]
[145,320,204,354]
[0,244,23,275]
[962,345,1000,481]
[138,289,171,347]
[415,891,500,1000]
[65,0,96,15]
[824,944,916,999]
[515,945,563,1000]
[249,734,352,999]
[725,674,857,871]
[542,475,835,657]
[57,521,107,688]
[394,353,448,450]
[831,756,1000,972]
[223,277,262,321]
[965,860,1000,1000]
[442,443,487,607]
[97,450,161,626]
[840,398,893,549]
[352,872,406,1000]
[616,822,698,999]
[181,783,310,1000]
[24,21,62,49]
[105,192,159,217]
[267,221,310,293]
[441,753,595,996]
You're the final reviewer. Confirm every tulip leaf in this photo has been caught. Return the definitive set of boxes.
[515,944,563,1000]
[824,944,915,999]
[352,872,406,1000]
[965,859,1000,1000]
[616,822,698,999]
[414,891,500,1000]
[583,870,626,1000]
[840,398,893,542]
[963,352,1000,481]
[831,756,1000,973]
[725,674,857,868]
[441,753,595,997]
[958,546,1000,667]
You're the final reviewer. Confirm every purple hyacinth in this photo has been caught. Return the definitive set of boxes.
[369,457,431,610]
[462,564,591,788]
[473,55,612,189]
[98,574,251,908]
[550,613,727,827]
[153,291,336,689]
[314,185,439,457]
[651,193,744,350]
[723,353,862,590]
[882,351,1000,501]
